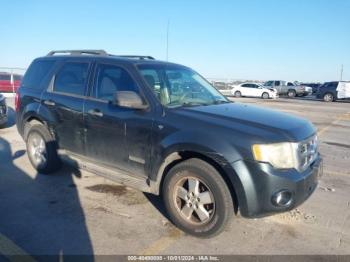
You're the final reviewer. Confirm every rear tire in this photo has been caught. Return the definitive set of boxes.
[323,93,334,102]
[234,91,241,97]
[262,92,269,99]
[162,158,233,238]
[287,89,296,98]
[25,122,61,174]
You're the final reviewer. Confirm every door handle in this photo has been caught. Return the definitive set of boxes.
[44,100,55,106]
[88,109,103,117]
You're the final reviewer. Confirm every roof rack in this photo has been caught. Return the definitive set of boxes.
[117,55,155,60]
[46,50,155,60]
[47,50,108,56]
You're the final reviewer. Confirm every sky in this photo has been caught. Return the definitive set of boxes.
[1,0,349,82]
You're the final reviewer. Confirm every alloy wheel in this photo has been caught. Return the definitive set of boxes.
[173,176,215,225]
[28,132,47,168]
[324,93,333,102]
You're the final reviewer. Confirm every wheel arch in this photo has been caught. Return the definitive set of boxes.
[22,104,58,140]
[153,149,240,214]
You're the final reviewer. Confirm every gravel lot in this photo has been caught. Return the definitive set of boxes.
[0,96,349,258]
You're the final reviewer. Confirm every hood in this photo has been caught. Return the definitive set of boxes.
[174,102,315,142]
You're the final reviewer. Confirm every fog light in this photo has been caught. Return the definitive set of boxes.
[272,190,293,207]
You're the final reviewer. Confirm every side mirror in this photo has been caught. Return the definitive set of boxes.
[113,91,148,110]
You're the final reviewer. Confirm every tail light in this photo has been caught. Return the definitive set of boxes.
[15,92,20,112]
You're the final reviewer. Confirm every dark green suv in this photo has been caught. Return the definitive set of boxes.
[16,50,322,237]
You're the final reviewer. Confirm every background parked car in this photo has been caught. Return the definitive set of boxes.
[212,81,232,95]
[316,81,350,102]
[262,80,312,97]
[0,94,8,128]
[231,82,278,99]
[301,83,322,94]
[0,72,22,93]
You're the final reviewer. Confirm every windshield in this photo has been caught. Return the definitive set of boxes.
[138,65,229,108]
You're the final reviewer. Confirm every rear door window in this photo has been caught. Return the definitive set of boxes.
[274,81,281,86]
[53,62,90,96]
[22,60,56,89]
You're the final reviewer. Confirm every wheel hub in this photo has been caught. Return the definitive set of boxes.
[174,176,215,225]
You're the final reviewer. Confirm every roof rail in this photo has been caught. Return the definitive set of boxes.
[47,50,108,56]
[117,55,155,60]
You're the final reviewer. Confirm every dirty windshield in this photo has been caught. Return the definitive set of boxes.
[138,65,229,108]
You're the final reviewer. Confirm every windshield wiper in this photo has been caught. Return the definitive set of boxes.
[213,100,230,104]
[181,102,208,107]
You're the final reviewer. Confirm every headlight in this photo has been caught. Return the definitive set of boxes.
[252,142,298,169]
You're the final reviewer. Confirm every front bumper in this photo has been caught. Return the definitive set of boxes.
[230,155,322,218]
[270,93,278,99]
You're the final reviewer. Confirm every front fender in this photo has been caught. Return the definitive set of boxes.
[150,130,246,199]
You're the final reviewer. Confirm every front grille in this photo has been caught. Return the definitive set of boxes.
[298,135,318,171]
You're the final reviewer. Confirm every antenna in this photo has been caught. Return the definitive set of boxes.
[166,20,170,61]
[340,64,344,81]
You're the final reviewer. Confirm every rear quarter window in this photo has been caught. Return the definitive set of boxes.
[22,60,56,90]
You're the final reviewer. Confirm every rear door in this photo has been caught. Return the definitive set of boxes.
[41,59,92,155]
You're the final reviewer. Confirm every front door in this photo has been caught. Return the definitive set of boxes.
[84,62,153,176]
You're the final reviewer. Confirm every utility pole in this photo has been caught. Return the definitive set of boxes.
[166,20,170,61]
[340,64,343,81]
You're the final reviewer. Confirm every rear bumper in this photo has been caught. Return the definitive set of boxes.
[229,155,322,218]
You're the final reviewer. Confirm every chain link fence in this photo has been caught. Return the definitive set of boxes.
[0,67,265,97]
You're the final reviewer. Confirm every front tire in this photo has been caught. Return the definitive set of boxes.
[287,89,296,98]
[26,123,61,174]
[323,93,334,102]
[163,158,233,238]
[262,92,269,99]
[234,91,241,97]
